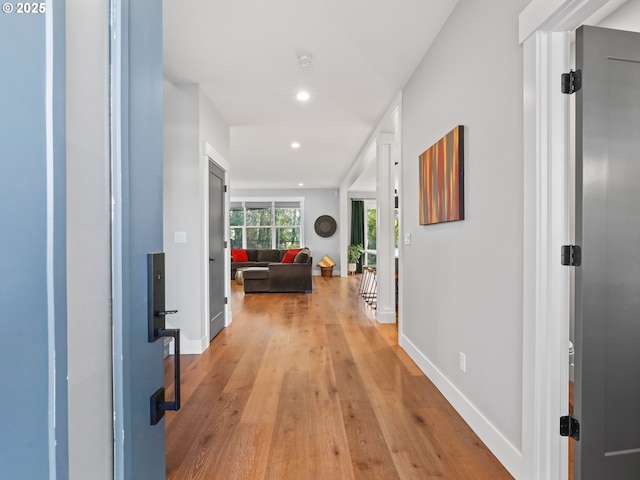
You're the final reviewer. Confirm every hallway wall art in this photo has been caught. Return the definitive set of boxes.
[418,125,465,225]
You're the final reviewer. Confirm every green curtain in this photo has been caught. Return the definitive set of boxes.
[350,200,365,273]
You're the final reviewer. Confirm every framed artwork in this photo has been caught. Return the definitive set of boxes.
[419,125,465,225]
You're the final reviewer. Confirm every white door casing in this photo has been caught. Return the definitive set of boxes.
[519,1,624,478]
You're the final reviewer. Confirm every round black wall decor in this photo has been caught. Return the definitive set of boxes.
[314,215,337,238]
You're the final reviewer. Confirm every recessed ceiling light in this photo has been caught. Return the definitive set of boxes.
[298,183,304,187]
[291,142,300,149]
[296,91,310,102]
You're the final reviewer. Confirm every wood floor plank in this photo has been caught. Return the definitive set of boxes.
[164,276,513,479]
[238,334,289,425]
[193,302,295,480]
[307,337,356,480]
[326,323,402,479]
[263,370,311,480]
[164,341,229,428]
[167,391,249,480]
[339,314,447,479]
[165,357,249,478]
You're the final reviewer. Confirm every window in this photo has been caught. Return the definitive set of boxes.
[229,205,244,249]
[230,199,303,249]
[245,202,273,249]
[365,201,377,266]
[357,199,399,266]
[275,202,302,249]
[394,208,399,249]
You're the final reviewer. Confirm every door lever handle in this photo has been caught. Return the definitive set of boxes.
[147,253,181,425]
[150,328,181,425]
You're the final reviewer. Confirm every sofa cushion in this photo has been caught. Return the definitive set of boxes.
[257,249,281,262]
[281,248,301,263]
[231,249,248,262]
[243,267,270,280]
[294,249,310,264]
[246,249,260,261]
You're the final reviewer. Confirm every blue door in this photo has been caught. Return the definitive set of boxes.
[111,1,167,478]
[0,3,68,478]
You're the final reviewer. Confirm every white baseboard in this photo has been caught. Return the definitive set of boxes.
[399,334,522,479]
[376,308,396,324]
[178,334,208,355]
[225,306,233,327]
[171,311,232,356]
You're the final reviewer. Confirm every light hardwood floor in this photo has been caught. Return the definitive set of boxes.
[164,275,513,479]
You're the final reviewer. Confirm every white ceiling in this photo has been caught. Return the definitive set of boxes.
[163,0,458,190]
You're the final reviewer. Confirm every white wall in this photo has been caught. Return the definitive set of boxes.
[400,0,528,475]
[230,188,341,275]
[199,90,230,161]
[596,0,640,28]
[163,83,230,354]
[66,1,113,478]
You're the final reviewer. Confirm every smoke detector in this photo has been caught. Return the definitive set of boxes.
[298,53,315,67]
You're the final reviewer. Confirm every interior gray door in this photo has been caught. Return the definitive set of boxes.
[209,161,225,341]
[574,25,640,480]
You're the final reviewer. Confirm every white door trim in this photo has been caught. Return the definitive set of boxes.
[522,30,572,480]
[519,1,621,478]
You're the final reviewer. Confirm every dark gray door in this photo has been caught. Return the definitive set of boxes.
[209,161,225,341]
[574,25,640,480]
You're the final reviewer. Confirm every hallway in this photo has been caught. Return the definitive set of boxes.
[164,276,511,479]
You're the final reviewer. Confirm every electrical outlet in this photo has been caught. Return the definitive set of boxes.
[404,232,411,245]
[459,352,466,373]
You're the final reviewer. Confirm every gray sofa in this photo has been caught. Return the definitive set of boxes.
[231,248,287,279]
[241,248,312,293]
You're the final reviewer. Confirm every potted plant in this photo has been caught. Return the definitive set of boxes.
[347,244,363,274]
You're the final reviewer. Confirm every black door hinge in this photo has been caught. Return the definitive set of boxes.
[224,185,228,193]
[224,240,228,249]
[561,70,582,94]
[224,297,228,305]
[560,416,580,440]
[561,245,581,266]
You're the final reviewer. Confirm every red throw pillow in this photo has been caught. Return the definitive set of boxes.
[231,249,248,262]
[281,248,301,263]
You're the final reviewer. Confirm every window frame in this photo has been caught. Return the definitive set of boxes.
[364,199,377,266]
[230,197,305,250]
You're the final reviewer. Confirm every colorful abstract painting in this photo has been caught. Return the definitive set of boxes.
[419,125,465,225]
